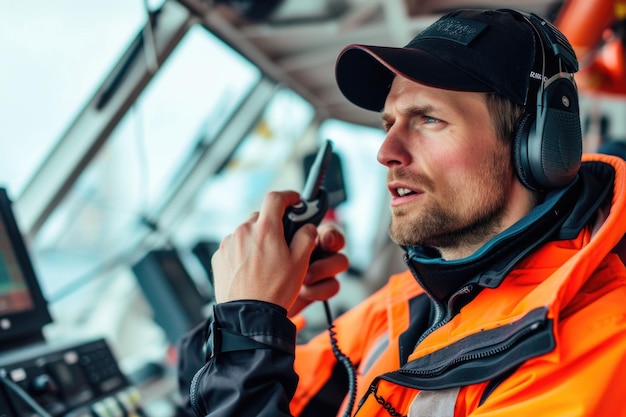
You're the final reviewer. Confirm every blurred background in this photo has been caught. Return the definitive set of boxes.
[1,1,625,416]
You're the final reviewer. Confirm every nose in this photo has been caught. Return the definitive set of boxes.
[377,128,410,168]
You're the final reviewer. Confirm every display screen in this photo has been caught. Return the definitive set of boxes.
[0,187,52,347]
[0,218,35,315]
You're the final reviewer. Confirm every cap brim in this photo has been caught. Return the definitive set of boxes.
[335,44,494,112]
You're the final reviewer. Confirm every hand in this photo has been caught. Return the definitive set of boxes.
[288,224,349,317]
[212,191,322,311]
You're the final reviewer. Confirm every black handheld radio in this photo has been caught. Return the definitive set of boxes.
[282,139,357,417]
[283,139,333,245]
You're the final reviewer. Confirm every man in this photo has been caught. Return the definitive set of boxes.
[177,8,626,417]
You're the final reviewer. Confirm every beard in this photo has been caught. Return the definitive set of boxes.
[388,150,513,251]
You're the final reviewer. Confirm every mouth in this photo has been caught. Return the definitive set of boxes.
[387,178,427,207]
[389,183,424,207]
[395,187,417,197]
[390,182,421,197]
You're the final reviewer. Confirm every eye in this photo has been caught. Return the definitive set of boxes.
[409,114,441,130]
[381,120,393,132]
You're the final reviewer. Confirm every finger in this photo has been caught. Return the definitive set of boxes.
[247,211,260,223]
[290,223,318,262]
[304,253,349,285]
[258,190,301,224]
[255,191,303,252]
[317,225,346,253]
[300,277,340,302]
[287,277,341,317]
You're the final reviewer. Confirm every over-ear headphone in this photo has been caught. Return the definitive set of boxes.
[507,10,582,192]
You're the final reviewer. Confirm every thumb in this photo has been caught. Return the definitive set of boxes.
[290,223,318,262]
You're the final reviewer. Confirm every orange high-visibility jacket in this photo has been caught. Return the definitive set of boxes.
[182,154,626,417]
[291,154,626,417]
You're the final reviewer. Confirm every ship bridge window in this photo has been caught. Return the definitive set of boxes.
[27,22,261,365]
[171,86,315,248]
[0,0,154,195]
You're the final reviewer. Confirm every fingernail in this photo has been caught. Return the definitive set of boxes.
[326,231,341,250]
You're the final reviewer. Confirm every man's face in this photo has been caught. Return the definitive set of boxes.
[379,76,517,259]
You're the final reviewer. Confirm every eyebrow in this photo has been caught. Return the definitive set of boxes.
[381,104,437,125]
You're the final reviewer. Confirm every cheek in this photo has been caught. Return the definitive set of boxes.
[430,147,481,183]
[431,143,505,196]
[429,128,489,167]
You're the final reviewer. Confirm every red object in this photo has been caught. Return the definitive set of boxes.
[555,0,626,96]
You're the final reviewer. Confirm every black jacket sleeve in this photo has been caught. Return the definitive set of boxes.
[184,300,299,417]
[176,318,210,417]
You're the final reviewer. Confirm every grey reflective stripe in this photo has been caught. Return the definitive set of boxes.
[361,333,389,376]
[408,387,460,417]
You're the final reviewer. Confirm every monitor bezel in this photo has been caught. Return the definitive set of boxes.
[0,187,52,348]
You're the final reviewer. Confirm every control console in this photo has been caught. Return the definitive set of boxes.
[0,338,145,417]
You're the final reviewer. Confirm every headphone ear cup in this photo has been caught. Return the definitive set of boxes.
[513,78,582,192]
[531,78,582,189]
[513,113,539,191]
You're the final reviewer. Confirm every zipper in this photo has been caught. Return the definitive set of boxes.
[354,380,408,417]
[398,319,543,378]
[405,251,481,348]
[417,284,476,344]
[405,257,445,346]
[352,380,376,416]
[189,364,207,416]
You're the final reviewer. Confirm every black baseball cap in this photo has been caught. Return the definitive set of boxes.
[335,8,578,112]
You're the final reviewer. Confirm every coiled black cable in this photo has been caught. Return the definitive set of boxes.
[323,300,357,417]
